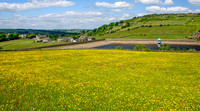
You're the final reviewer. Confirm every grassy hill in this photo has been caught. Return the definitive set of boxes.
[0,39,66,50]
[91,13,200,39]
[0,50,199,110]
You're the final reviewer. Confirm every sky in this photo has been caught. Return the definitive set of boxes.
[0,0,200,29]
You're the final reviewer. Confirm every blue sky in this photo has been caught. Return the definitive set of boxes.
[0,0,199,29]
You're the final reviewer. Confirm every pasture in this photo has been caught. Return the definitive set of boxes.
[97,26,195,39]
[0,39,65,50]
[0,50,199,110]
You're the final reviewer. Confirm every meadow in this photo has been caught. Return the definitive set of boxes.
[0,39,66,50]
[0,50,199,110]
[97,26,195,39]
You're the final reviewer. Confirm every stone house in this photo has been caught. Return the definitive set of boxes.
[6,33,10,38]
[35,35,51,43]
[78,35,88,41]
[118,23,126,26]
[57,37,73,42]
[193,32,200,39]
[19,34,27,39]
[36,35,47,39]
[88,37,95,41]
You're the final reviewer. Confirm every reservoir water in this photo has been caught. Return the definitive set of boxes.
[94,44,200,51]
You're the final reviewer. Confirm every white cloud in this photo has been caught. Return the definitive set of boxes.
[0,11,133,29]
[188,0,200,6]
[136,0,174,5]
[137,13,152,16]
[164,0,174,5]
[95,1,134,11]
[194,9,200,13]
[0,0,75,12]
[146,6,192,13]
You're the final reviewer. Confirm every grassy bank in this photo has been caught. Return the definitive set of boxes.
[0,39,66,50]
[96,26,195,39]
[0,50,199,110]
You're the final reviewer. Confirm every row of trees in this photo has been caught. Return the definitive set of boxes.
[84,20,128,36]
[0,33,20,42]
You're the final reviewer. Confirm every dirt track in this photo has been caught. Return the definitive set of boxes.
[42,39,200,50]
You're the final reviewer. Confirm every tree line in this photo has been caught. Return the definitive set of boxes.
[0,33,20,42]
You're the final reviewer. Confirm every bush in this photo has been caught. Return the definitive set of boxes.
[0,47,2,49]
[115,46,123,50]
[159,43,171,50]
[133,45,149,51]
[188,48,196,52]
[176,48,181,51]
[182,48,187,51]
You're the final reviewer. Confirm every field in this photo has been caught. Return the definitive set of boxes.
[94,13,200,39]
[0,50,200,110]
[0,39,66,50]
[97,26,195,39]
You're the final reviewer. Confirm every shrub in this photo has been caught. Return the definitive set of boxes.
[0,47,2,49]
[159,43,171,50]
[115,46,123,50]
[182,48,187,51]
[133,45,149,51]
[176,48,181,51]
[188,48,196,52]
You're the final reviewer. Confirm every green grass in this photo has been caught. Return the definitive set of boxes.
[96,26,195,39]
[94,13,200,39]
[0,50,199,110]
[0,39,66,50]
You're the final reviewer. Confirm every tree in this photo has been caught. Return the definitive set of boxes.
[27,33,36,39]
[87,31,93,36]
[0,33,6,42]
[81,30,86,34]
[119,20,124,23]
[109,22,115,26]
[115,22,119,26]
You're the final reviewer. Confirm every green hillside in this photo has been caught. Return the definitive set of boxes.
[89,13,200,39]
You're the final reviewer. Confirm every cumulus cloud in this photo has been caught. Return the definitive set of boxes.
[146,6,192,13]
[137,13,152,16]
[164,0,174,5]
[194,9,200,13]
[0,0,75,12]
[188,0,200,6]
[95,1,134,11]
[136,0,174,5]
[0,11,133,29]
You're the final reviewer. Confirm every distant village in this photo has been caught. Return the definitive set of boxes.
[5,33,96,43]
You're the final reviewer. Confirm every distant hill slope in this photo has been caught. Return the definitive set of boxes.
[89,13,200,39]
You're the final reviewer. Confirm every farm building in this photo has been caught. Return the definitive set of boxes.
[35,35,51,43]
[6,33,10,38]
[193,32,200,39]
[19,34,27,39]
[78,35,88,41]
[88,37,95,41]
[57,37,73,42]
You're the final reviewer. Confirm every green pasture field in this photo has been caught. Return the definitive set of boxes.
[0,50,199,110]
[96,25,195,39]
[0,39,66,50]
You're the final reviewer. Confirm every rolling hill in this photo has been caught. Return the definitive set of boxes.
[90,13,200,39]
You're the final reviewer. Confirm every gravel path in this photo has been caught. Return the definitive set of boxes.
[41,39,200,50]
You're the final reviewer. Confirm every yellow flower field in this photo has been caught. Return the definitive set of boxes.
[0,50,199,110]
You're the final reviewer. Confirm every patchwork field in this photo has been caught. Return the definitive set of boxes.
[0,50,200,110]
[97,26,195,39]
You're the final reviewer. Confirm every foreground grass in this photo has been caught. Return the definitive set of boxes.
[0,50,199,110]
[0,39,66,50]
